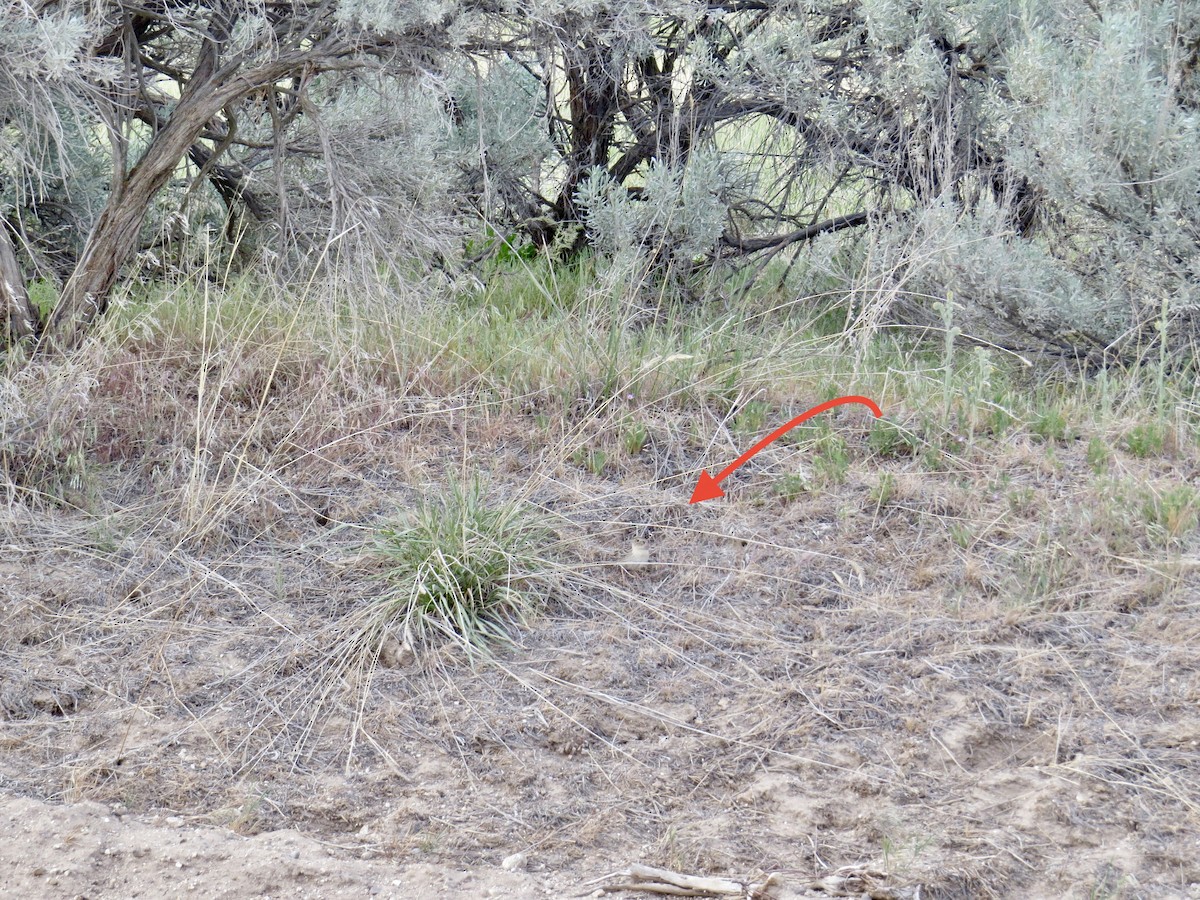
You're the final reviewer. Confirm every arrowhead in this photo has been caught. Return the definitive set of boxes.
[689,471,725,504]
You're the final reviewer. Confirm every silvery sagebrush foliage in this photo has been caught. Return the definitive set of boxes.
[0,6,111,278]
[996,0,1200,343]
[575,148,733,266]
[2,0,1199,356]
[1,0,476,346]
[447,58,553,227]
[260,72,465,277]
[769,0,1200,351]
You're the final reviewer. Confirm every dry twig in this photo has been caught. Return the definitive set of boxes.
[590,864,780,898]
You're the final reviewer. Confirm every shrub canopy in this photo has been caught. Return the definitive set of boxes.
[1,0,1197,357]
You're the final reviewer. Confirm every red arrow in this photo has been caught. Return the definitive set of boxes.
[689,395,882,504]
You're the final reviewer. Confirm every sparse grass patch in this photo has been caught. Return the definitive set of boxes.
[985,403,1015,436]
[1141,483,1199,545]
[4,262,1200,900]
[870,471,897,507]
[948,521,973,549]
[1010,528,1075,609]
[0,355,98,503]
[919,447,945,471]
[1087,436,1110,473]
[1085,477,1150,557]
[367,477,558,654]
[812,429,850,486]
[773,472,810,502]
[572,445,611,476]
[733,399,771,436]
[868,418,919,458]
[1006,485,1036,514]
[621,420,650,456]
[1123,422,1167,459]
[1031,405,1069,443]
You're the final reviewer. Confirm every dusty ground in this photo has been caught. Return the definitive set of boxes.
[2,354,1199,899]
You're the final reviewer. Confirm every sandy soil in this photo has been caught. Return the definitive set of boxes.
[3,396,1199,899]
[0,793,548,898]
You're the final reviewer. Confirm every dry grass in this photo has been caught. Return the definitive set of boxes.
[1,271,1198,898]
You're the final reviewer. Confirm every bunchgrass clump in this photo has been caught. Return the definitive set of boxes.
[773,472,809,502]
[1086,437,1110,473]
[370,477,557,654]
[868,419,919,458]
[812,431,850,485]
[1141,483,1199,545]
[1123,423,1166,459]
[1031,406,1069,443]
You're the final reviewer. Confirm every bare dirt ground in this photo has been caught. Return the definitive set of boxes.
[2,356,1199,899]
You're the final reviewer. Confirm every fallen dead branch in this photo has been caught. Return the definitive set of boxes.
[586,864,780,898]
[585,864,898,899]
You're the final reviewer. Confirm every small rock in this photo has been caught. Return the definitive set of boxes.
[501,852,527,871]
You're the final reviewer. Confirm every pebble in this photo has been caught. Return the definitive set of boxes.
[501,852,527,871]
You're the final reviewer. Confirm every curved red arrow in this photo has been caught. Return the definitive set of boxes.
[690,395,882,503]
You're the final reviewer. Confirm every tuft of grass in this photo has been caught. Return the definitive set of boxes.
[369,477,557,654]
[1141,483,1198,544]
[868,419,919,458]
[1086,437,1110,473]
[813,432,850,485]
[572,445,610,476]
[733,399,771,436]
[1123,423,1166,459]
[621,421,650,456]
[773,472,809,502]
[1007,485,1036,514]
[948,522,973,549]
[870,471,897,507]
[1031,406,1069,443]
[986,403,1015,437]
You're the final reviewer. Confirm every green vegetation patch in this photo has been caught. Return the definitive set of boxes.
[1123,423,1167,459]
[370,477,558,654]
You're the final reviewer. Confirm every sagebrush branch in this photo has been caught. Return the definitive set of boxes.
[721,211,871,253]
